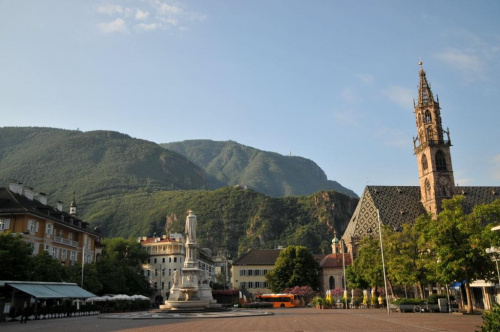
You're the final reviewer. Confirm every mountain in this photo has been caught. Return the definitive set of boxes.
[161,140,358,198]
[0,127,208,209]
[85,186,358,258]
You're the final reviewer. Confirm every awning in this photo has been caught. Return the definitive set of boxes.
[449,281,463,289]
[4,281,96,299]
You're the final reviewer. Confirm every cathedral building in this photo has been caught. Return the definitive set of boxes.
[342,63,500,257]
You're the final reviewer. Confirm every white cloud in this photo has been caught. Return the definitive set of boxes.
[381,86,413,109]
[356,73,374,84]
[96,1,204,34]
[97,4,124,15]
[136,23,161,31]
[375,127,408,148]
[98,18,127,34]
[333,109,361,126]
[435,48,485,81]
[340,88,360,103]
[135,10,149,20]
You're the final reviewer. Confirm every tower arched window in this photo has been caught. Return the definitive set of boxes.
[436,150,447,171]
[329,276,335,290]
[426,126,434,141]
[424,110,432,123]
[421,154,428,171]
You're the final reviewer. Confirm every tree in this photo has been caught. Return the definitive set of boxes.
[347,237,383,289]
[265,245,319,293]
[31,251,65,282]
[0,232,33,280]
[416,196,499,313]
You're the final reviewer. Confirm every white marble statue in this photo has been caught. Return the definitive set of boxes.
[185,210,197,242]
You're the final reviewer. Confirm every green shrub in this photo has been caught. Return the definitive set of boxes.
[480,304,500,332]
[242,302,274,309]
[392,298,425,305]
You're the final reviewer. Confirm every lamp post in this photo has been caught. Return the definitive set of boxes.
[486,247,500,285]
[341,239,347,310]
[376,209,390,315]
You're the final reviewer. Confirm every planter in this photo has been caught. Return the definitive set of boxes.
[399,304,415,313]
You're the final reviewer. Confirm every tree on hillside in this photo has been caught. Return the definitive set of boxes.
[416,196,500,314]
[0,232,33,280]
[265,245,319,293]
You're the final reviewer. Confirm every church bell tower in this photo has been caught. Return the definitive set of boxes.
[413,62,455,216]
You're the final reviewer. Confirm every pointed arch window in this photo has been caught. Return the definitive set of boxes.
[436,150,447,171]
[329,276,335,290]
[424,110,432,123]
[421,154,428,171]
[426,126,434,141]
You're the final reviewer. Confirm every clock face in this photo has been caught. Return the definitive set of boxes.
[439,177,448,185]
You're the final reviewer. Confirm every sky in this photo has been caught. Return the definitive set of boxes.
[1,0,499,196]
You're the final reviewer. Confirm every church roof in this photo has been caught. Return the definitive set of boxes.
[233,249,283,266]
[343,185,500,243]
[319,253,352,268]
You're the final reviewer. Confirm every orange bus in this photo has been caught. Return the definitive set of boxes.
[256,294,305,308]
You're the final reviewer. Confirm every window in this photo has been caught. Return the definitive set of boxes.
[51,247,58,258]
[155,268,158,277]
[254,270,260,276]
[46,223,54,235]
[147,270,151,277]
[169,257,172,263]
[426,126,434,141]
[70,251,76,262]
[0,218,10,230]
[32,243,39,255]
[174,257,177,263]
[28,220,38,233]
[263,282,268,288]
[255,282,261,288]
[263,270,268,276]
[62,249,67,260]
[162,268,165,276]
[240,282,246,288]
[248,270,253,276]
[421,154,428,171]
[154,258,157,264]
[436,150,447,171]
[162,257,165,263]
[424,110,432,123]
[239,270,246,276]
[44,244,50,251]
[248,282,254,288]
[68,233,73,241]
[329,276,335,290]
[161,282,164,290]
[59,229,64,237]
[169,269,171,276]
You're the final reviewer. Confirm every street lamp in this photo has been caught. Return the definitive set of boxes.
[341,238,347,310]
[376,209,390,315]
[486,247,500,286]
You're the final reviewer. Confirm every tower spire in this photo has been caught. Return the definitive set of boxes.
[413,62,455,216]
[70,191,77,216]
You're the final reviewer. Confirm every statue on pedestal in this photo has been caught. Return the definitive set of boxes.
[185,210,197,243]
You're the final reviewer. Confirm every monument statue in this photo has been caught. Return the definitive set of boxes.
[185,210,196,242]
[172,270,179,286]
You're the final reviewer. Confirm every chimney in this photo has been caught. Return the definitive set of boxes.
[8,181,23,195]
[24,187,35,200]
[56,201,63,212]
[36,192,48,205]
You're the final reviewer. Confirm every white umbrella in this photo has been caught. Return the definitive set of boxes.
[112,294,132,300]
[131,294,150,300]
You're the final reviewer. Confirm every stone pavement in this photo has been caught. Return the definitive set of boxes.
[0,307,484,331]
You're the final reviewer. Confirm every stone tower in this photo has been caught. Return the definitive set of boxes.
[413,62,455,216]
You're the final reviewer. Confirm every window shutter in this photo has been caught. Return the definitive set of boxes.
[35,222,39,232]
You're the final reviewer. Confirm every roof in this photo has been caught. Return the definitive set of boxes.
[0,187,97,236]
[0,281,96,299]
[343,185,500,243]
[319,253,352,268]
[233,249,283,266]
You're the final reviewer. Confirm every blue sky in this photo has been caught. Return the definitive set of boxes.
[1,0,499,196]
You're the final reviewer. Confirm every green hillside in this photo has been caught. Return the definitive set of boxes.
[84,186,358,258]
[0,127,208,210]
[161,140,358,198]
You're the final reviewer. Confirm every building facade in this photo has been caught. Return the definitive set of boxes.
[231,249,282,294]
[0,182,102,266]
[139,233,216,302]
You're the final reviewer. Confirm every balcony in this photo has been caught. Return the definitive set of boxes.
[414,139,451,154]
[53,236,79,248]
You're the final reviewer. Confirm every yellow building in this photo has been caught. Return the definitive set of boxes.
[0,182,101,265]
[231,249,282,294]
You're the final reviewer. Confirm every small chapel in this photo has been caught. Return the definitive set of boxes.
[342,63,500,257]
